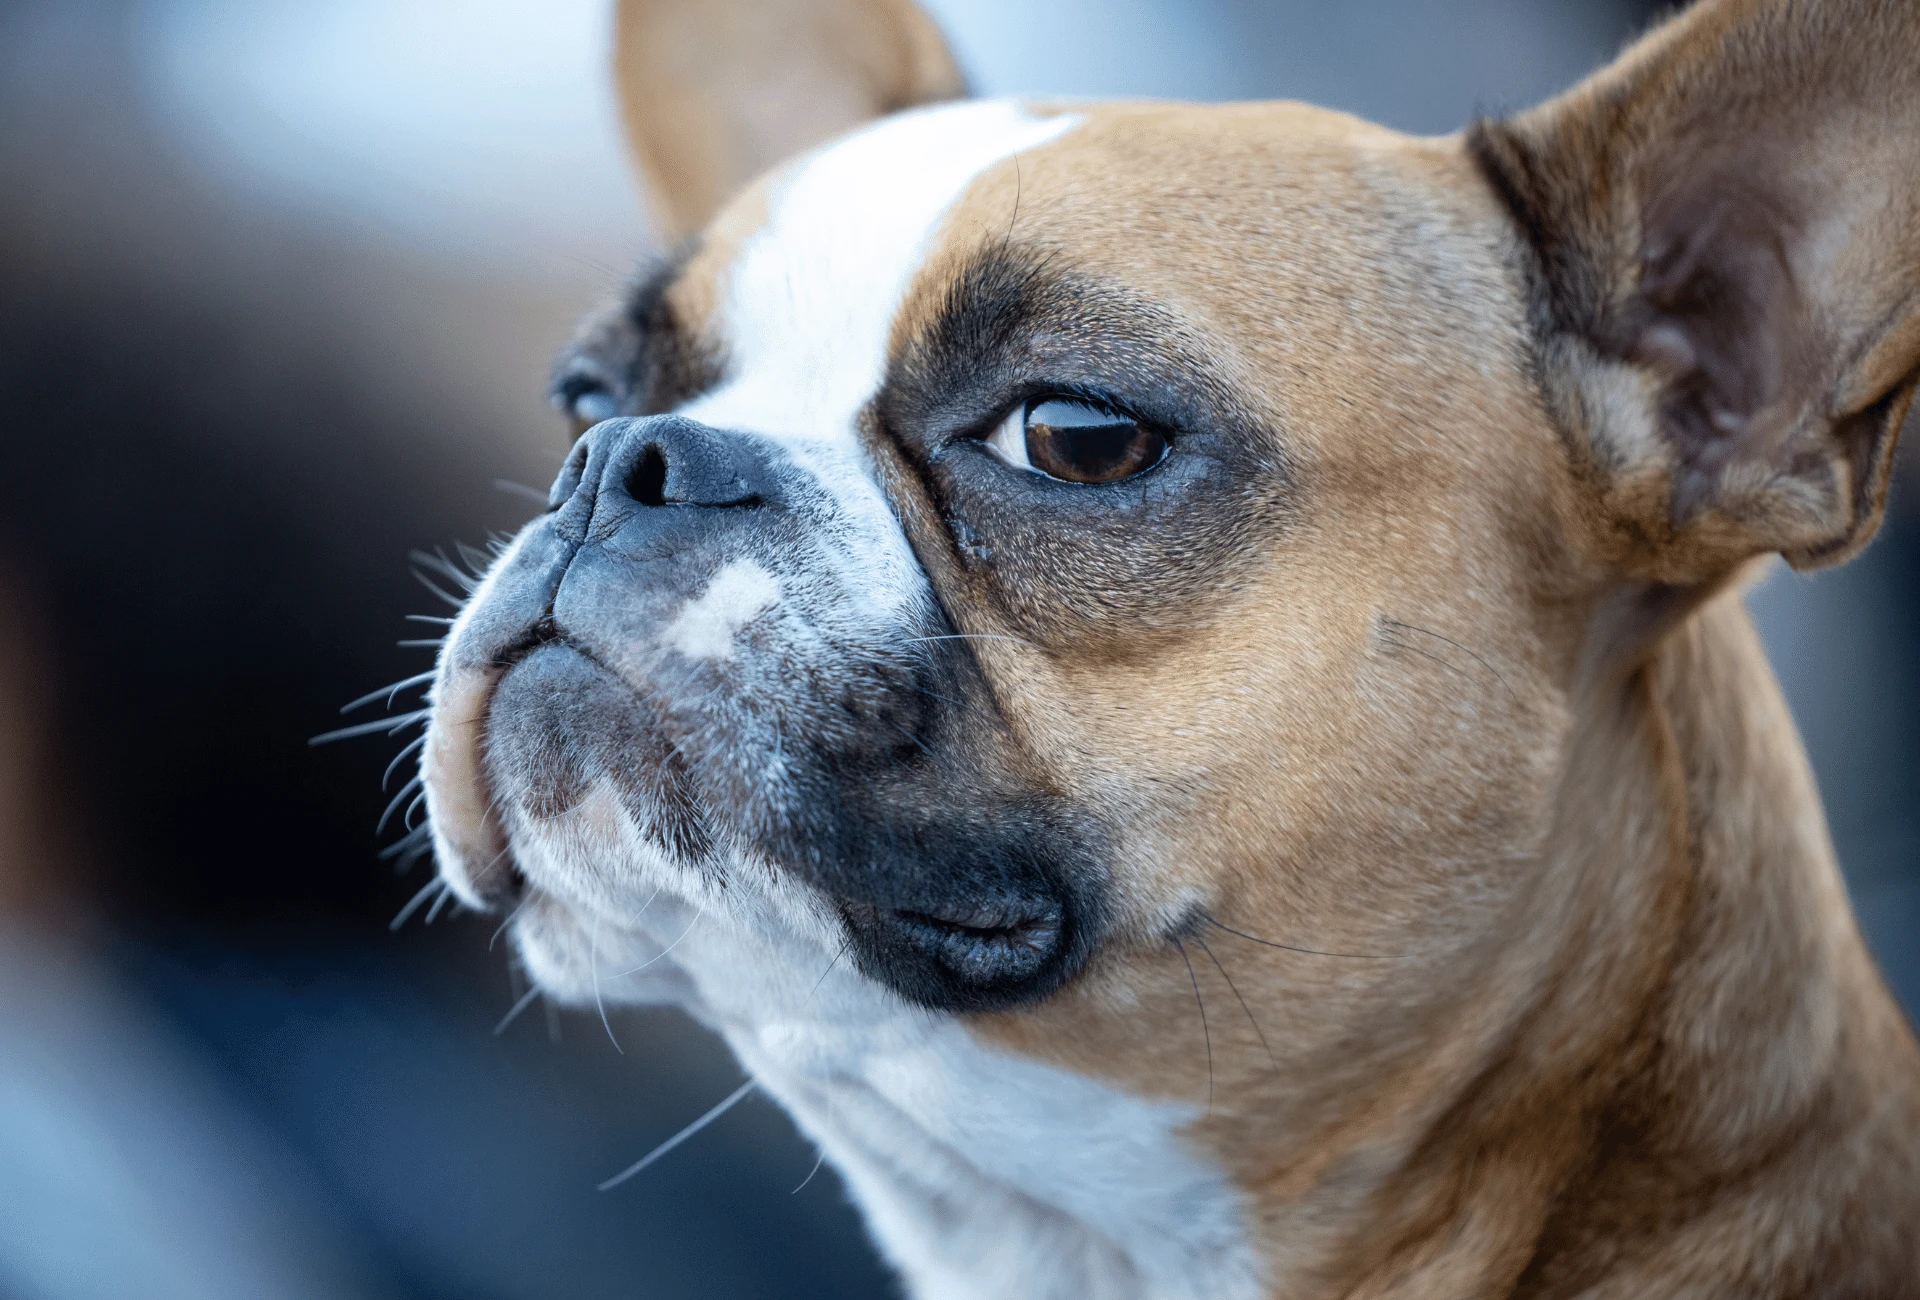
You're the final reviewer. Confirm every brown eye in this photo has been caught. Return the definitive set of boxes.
[986,398,1169,484]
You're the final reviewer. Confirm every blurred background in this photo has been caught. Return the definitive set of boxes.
[0,1,1912,1296]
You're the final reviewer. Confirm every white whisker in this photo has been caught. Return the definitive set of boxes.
[493,985,542,1035]
[309,709,429,746]
[424,880,456,924]
[339,670,438,715]
[376,774,425,835]
[592,916,623,1055]
[598,1080,756,1191]
[616,905,704,976]
[390,878,446,931]
[383,734,428,791]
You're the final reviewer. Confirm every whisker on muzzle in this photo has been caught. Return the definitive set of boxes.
[378,823,434,869]
[1378,618,1518,701]
[423,879,456,924]
[1200,912,1401,961]
[390,877,448,931]
[1193,934,1280,1074]
[1172,937,1214,1115]
[591,916,624,1056]
[791,1149,829,1196]
[308,708,430,747]
[490,895,532,951]
[493,478,550,507]
[375,773,425,836]
[410,562,471,611]
[382,734,428,791]
[339,670,438,715]
[615,904,704,977]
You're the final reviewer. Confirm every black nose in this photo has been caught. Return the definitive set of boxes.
[548,415,770,542]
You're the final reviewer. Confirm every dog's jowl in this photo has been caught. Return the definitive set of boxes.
[418,0,1920,1295]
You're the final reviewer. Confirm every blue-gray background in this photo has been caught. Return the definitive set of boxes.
[0,2,1911,1297]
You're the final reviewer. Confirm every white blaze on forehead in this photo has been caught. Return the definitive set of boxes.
[661,558,779,661]
[686,100,1079,435]
[677,100,1081,614]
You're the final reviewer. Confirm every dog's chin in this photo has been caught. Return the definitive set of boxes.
[508,886,705,1009]
[485,642,720,863]
[431,637,1095,1014]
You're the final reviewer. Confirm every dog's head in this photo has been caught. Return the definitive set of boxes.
[420,0,1919,1278]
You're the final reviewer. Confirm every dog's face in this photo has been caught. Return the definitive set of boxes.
[431,94,1567,1027]
[419,0,1920,1287]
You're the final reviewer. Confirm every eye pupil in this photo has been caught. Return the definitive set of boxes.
[1024,399,1167,484]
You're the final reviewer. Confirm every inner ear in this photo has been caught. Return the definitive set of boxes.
[1625,169,1813,520]
[1469,0,1920,580]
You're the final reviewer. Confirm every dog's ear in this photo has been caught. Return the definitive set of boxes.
[614,0,967,241]
[1471,0,1920,580]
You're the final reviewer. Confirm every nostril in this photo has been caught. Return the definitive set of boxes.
[628,442,668,507]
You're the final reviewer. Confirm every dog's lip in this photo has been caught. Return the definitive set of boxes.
[893,901,1059,940]
[490,617,565,672]
[485,622,635,713]
[430,619,627,911]
[840,894,1071,1005]
[424,657,523,910]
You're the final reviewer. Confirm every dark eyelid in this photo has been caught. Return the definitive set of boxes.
[546,241,717,425]
[877,242,1279,483]
[552,368,609,408]
[967,388,1157,444]
[1028,395,1149,429]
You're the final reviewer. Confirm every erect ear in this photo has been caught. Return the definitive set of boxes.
[614,0,967,241]
[1471,0,1920,580]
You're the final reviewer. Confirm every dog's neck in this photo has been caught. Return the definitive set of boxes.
[1268,590,1920,1298]
[709,589,1918,1300]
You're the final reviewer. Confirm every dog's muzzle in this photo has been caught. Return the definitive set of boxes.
[425,414,1106,1011]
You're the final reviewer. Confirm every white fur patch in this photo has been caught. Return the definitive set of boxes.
[659,558,779,661]
[509,852,1264,1300]
[462,101,1266,1300]
[678,100,1080,618]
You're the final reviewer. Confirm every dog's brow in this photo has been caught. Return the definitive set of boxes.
[554,244,716,418]
[883,242,1272,465]
[625,246,718,414]
[624,248,690,340]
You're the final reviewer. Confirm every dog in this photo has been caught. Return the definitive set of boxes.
[415,0,1920,1293]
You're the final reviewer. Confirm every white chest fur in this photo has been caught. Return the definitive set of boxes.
[667,902,1263,1300]
[505,812,1261,1300]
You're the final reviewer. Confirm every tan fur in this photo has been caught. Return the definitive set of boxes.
[1471,0,1920,580]
[0,565,60,917]
[594,2,1920,1293]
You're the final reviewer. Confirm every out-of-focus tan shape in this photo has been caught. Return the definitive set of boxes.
[615,0,966,242]
[0,562,50,915]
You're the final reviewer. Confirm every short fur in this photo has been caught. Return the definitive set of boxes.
[419,1,1920,1295]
